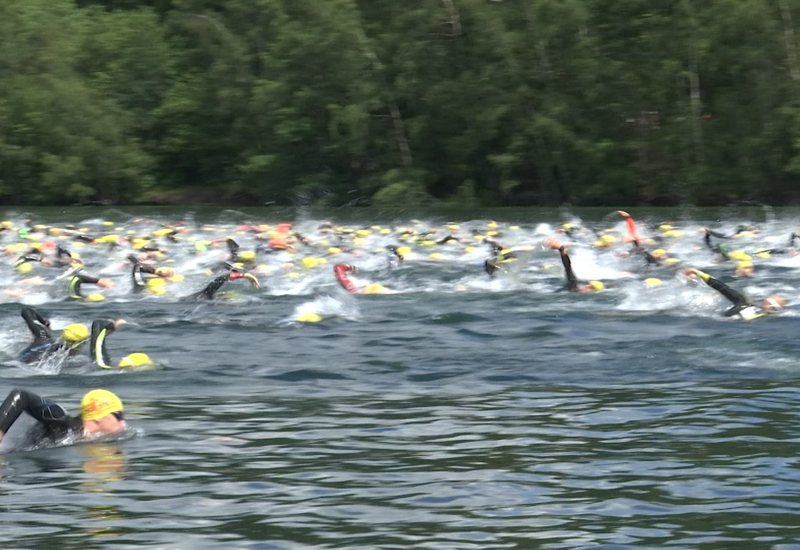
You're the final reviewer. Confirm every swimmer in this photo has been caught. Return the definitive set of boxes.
[334,263,359,294]
[682,267,785,320]
[386,246,404,269]
[68,271,114,300]
[128,255,157,294]
[333,264,386,294]
[90,319,135,369]
[484,259,501,278]
[180,270,259,301]
[545,238,605,293]
[17,306,89,363]
[0,389,126,446]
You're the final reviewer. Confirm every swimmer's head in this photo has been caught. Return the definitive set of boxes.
[580,280,604,293]
[736,261,754,277]
[62,323,90,350]
[155,267,175,279]
[363,283,385,294]
[118,352,154,368]
[761,295,785,313]
[17,262,33,275]
[81,389,126,434]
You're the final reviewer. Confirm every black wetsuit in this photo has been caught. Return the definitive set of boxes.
[557,246,580,292]
[14,253,43,267]
[90,320,117,368]
[484,259,500,278]
[699,273,760,318]
[68,272,101,300]
[632,241,661,266]
[128,256,156,294]
[17,306,60,363]
[180,272,243,301]
[0,389,82,440]
[437,235,458,245]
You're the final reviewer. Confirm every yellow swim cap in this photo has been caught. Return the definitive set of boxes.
[363,283,386,294]
[663,230,684,238]
[118,353,154,368]
[328,247,342,255]
[601,235,617,244]
[239,251,256,262]
[62,323,90,344]
[287,272,301,279]
[487,221,498,229]
[352,237,366,247]
[86,293,106,302]
[589,280,605,292]
[659,224,673,231]
[356,229,372,237]
[729,251,752,262]
[397,246,412,256]
[509,225,520,231]
[737,261,753,270]
[757,251,771,260]
[302,257,319,269]
[651,249,666,258]
[147,277,166,288]
[464,246,476,253]
[17,262,33,274]
[169,273,184,283]
[81,389,123,421]
[644,277,662,287]
[380,228,391,235]
[664,258,680,266]
[429,253,444,260]
[297,312,322,323]
[102,221,114,227]
[487,231,499,237]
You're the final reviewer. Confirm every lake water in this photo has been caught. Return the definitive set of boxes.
[0,207,798,549]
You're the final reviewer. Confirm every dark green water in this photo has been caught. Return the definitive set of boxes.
[0,208,798,549]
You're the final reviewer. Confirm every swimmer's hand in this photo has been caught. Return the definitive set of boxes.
[682,268,699,279]
[616,210,630,218]
[244,273,260,289]
[545,237,563,250]
[113,319,127,330]
[98,279,114,289]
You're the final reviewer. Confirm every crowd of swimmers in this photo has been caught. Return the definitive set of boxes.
[0,211,797,449]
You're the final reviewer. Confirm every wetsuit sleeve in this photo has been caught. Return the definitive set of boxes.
[15,254,42,267]
[558,247,579,292]
[0,389,78,438]
[334,264,358,294]
[696,271,750,307]
[21,306,52,343]
[90,320,116,369]
[131,264,145,293]
[69,273,100,299]
[180,274,232,301]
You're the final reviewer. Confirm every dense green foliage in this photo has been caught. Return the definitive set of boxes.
[3,0,800,206]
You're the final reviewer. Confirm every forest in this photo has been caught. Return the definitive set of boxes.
[3,0,800,207]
